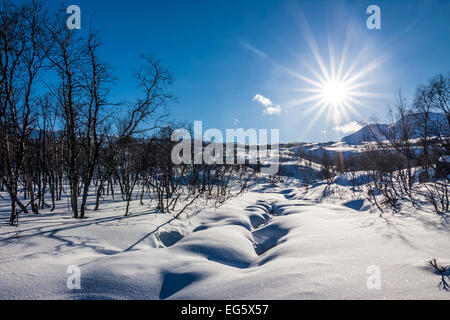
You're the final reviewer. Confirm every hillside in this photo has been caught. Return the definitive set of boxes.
[341,112,448,145]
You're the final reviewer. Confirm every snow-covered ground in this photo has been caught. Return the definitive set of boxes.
[1,179,449,299]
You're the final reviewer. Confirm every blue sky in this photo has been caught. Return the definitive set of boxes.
[50,0,449,142]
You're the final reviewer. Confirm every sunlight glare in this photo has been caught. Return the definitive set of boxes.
[322,80,348,105]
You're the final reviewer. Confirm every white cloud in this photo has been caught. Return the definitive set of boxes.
[253,94,272,107]
[333,121,363,134]
[263,105,281,115]
[233,118,239,125]
[321,130,327,134]
[253,94,282,115]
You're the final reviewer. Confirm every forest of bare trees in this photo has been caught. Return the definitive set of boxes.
[0,0,256,225]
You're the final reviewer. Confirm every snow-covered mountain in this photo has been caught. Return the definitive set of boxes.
[341,124,388,145]
[341,112,448,145]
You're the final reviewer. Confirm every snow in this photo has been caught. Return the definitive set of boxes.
[340,112,449,145]
[1,178,449,299]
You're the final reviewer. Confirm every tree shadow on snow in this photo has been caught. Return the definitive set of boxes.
[426,259,450,292]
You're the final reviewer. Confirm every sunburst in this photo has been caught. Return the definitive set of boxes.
[242,7,393,138]
[285,43,385,129]
[276,10,391,134]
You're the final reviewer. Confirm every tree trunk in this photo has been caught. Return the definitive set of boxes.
[9,199,17,226]
[79,183,90,219]
[94,181,104,211]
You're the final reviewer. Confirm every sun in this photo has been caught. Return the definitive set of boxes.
[242,12,390,133]
[280,42,386,127]
[271,13,389,130]
[321,80,349,105]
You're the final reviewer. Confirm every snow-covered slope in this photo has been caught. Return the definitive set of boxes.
[1,182,449,299]
[341,124,387,145]
[341,112,448,145]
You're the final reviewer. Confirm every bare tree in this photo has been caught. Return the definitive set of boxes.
[92,55,174,213]
[0,0,50,224]
[46,13,86,218]
[77,31,112,219]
